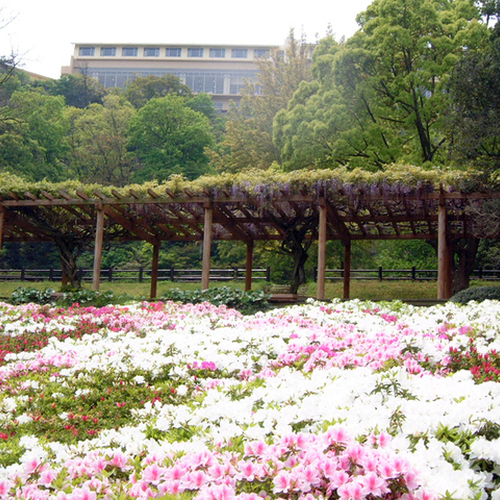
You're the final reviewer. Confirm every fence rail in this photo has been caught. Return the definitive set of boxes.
[313,266,500,281]
[1,266,500,283]
[0,267,272,283]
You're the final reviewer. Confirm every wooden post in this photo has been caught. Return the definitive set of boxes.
[150,243,160,299]
[0,207,4,268]
[201,203,213,290]
[343,241,351,300]
[245,241,254,291]
[92,205,105,291]
[317,201,327,300]
[438,202,453,299]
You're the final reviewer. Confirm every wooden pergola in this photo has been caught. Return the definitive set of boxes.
[0,181,498,300]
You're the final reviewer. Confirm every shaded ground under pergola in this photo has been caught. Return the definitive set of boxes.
[0,181,499,300]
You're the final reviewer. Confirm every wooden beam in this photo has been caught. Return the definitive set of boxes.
[343,241,352,300]
[201,204,213,290]
[317,201,327,300]
[92,205,105,291]
[245,240,254,291]
[0,207,4,265]
[150,243,160,299]
[438,202,453,299]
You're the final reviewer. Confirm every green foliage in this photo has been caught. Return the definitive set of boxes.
[0,162,495,201]
[9,287,133,307]
[10,286,56,305]
[64,94,136,185]
[374,241,437,270]
[57,289,134,307]
[161,286,271,314]
[39,74,107,108]
[447,30,500,173]
[0,366,187,446]
[276,0,489,170]
[0,90,69,180]
[122,74,192,109]
[450,285,500,303]
[208,30,312,173]
[128,94,216,181]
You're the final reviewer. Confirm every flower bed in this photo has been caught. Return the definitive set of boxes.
[0,298,499,499]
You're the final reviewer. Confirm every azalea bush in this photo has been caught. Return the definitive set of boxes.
[0,298,500,499]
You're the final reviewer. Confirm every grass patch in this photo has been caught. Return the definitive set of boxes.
[1,279,499,303]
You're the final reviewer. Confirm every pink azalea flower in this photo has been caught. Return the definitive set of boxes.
[338,480,366,500]
[324,426,352,446]
[159,479,183,495]
[328,470,350,488]
[39,468,58,486]
[109,451,128,469]
[69,485,97,500]
[358,472,389,497]
[237,460,260,481]
[273,470,292,494]
[142,463,165,483]
[199,484,236,500]
[235,494,261,500]
[187,470,208,488]
[23,457,41,475]
[0,479,13,498]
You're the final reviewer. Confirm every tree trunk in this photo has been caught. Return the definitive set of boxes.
[289,242,309,294]
[452,239,479,295]
[427,238,479,296]
[279,215,318,295]
[55,238,82,289]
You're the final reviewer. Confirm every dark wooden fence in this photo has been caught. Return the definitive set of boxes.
[313,266,500,281]
[1,266,499,282]
[0,267,272,283]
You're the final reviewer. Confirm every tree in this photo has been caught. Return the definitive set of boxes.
[0,8,21,97]
[208,30,313,172]
[276,0,489,170]
[127,94,215,181]
[447,27,500,172]
[64,95,136,185]
[40,74,107,108]
[0,90,69,181]
[123,74,192,109]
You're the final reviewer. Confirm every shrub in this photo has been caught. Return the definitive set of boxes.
[9,287,133,307]
[10,287,56,305]
[58,289,133,307]
[161,286,271,314]
[451,285,500,304]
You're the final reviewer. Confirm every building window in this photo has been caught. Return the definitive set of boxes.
[79,47,95,56]
[254,48,270,58]
[184,72,225,94]
[210,48,226,58]
[166,47,182,57]
[229,72,256,94]
[122,47,138,57]
[231,48,248,58]
[144,47,160,57]
[100,47,117,56]
[188,48,204,57]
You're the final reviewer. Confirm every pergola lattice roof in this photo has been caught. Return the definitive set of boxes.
[1,169,500,300]
[1,186,499,244]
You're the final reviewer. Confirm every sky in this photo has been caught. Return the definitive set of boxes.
[0,0,372,79]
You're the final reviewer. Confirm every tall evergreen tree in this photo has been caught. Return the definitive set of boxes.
[208,30,313,172]
[276,0,488,170]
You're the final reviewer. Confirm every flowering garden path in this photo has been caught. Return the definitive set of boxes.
[0,298,500,499]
